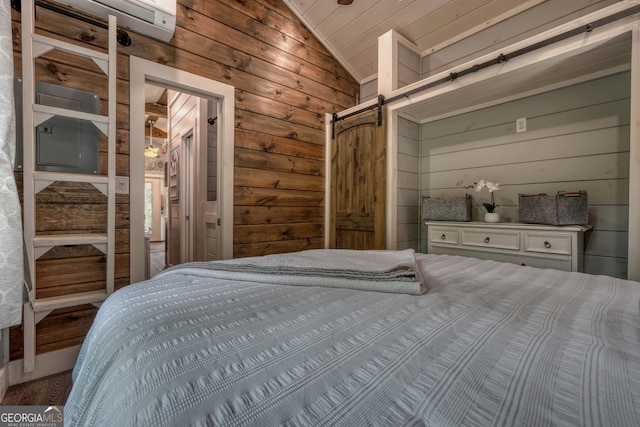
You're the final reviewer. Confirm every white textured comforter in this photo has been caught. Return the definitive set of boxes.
[65,252,640,426]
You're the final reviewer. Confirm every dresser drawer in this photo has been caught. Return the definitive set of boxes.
[516,255,572,271]
[461,229,520,251]
[430,226,459,245]
[524,233,572,255]
[425,221,590,272]
[433,246,572,271]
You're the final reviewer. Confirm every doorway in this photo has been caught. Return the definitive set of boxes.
[144,175,164,242]
[130,57,235,284]
[329,108,386,250]
[166,92,218,268]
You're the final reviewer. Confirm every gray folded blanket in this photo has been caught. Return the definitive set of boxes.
[156,249,426,295]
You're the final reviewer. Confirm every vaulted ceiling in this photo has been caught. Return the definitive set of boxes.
[282,0,547,83]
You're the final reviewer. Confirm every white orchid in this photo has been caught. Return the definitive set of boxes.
[469,180,500,212]
[486,181,500,192]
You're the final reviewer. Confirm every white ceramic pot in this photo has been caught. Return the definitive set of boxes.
[484,212,500,223]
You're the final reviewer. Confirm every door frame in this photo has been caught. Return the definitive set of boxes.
[130,57,234,283]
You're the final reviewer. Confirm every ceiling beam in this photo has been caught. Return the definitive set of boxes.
[145,102,167,117]
[144,127,167,139]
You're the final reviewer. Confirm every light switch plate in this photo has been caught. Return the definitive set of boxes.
[116,176,130,194]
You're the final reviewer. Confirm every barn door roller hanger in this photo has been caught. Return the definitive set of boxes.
[331,94,384,139]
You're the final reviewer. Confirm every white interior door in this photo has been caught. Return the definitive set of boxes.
[181,132,194,262]
[203,201,219,261]
[168,94,215,264]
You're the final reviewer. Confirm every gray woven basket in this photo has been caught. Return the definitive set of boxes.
[518,191,588,225]
[422,194,472,221]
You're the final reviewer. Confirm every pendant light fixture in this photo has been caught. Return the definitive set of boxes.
[144,119,159,158]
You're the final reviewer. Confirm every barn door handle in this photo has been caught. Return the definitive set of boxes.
[441,234,446,240]
[544,241,552,248]
[484,237,490,244]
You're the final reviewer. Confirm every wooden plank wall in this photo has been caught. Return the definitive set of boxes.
[396,117,420,251]
[10,0,358,360]
[419,72,630,279]
[397,42,420,90]
[360,79,377,103]
[361,0,619,103]
[421,0,620,78]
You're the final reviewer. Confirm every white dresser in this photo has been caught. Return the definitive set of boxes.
[425,221,592,272]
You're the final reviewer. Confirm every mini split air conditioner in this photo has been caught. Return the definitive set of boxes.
[56,0,176,42]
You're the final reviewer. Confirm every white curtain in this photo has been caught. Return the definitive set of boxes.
[0,0,23,329]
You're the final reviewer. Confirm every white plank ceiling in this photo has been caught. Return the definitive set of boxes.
[282,0,547,83]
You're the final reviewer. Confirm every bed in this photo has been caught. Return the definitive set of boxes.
[64,249,640,426]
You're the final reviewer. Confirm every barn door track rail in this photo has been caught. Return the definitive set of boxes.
[331,3,640,139]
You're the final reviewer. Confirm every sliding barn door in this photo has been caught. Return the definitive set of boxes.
[330,108,386,249]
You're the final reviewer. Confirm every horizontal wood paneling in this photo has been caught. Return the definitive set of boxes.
[233,223,323,244]
[422,0,619,78]
[236,109,326,143]
[422,180,629,206]
[423,153,630,190]
[235,147,324,176]
[235,187,324,207]
[235,129,324,160]
[202,0,353,83]
[234,167,323,192]
[9,306,98,360]
[423,125,630,173]
[360,79,377,103]
[11,0,358,360]
[421,74,631,140]
[235,90,326,130]
[234,237,324,258]
[584,254,628,278]
[419,72,630,278]
[396,117,420,251]
[398,42,420,89]
[397,170,419,192]
[234,206,323,226]
[178,6,356,98]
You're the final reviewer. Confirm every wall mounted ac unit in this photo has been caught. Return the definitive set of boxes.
[56,0,176,42]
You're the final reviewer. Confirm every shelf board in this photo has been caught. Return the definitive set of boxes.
[34,233,108,247]
[32,290,108,313]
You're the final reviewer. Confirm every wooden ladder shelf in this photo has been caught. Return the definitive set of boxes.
[20,0,117,373]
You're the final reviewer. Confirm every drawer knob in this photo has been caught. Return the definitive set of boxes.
[441,234,446,240]
[484,237,490,244]
[544,241,552,248]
